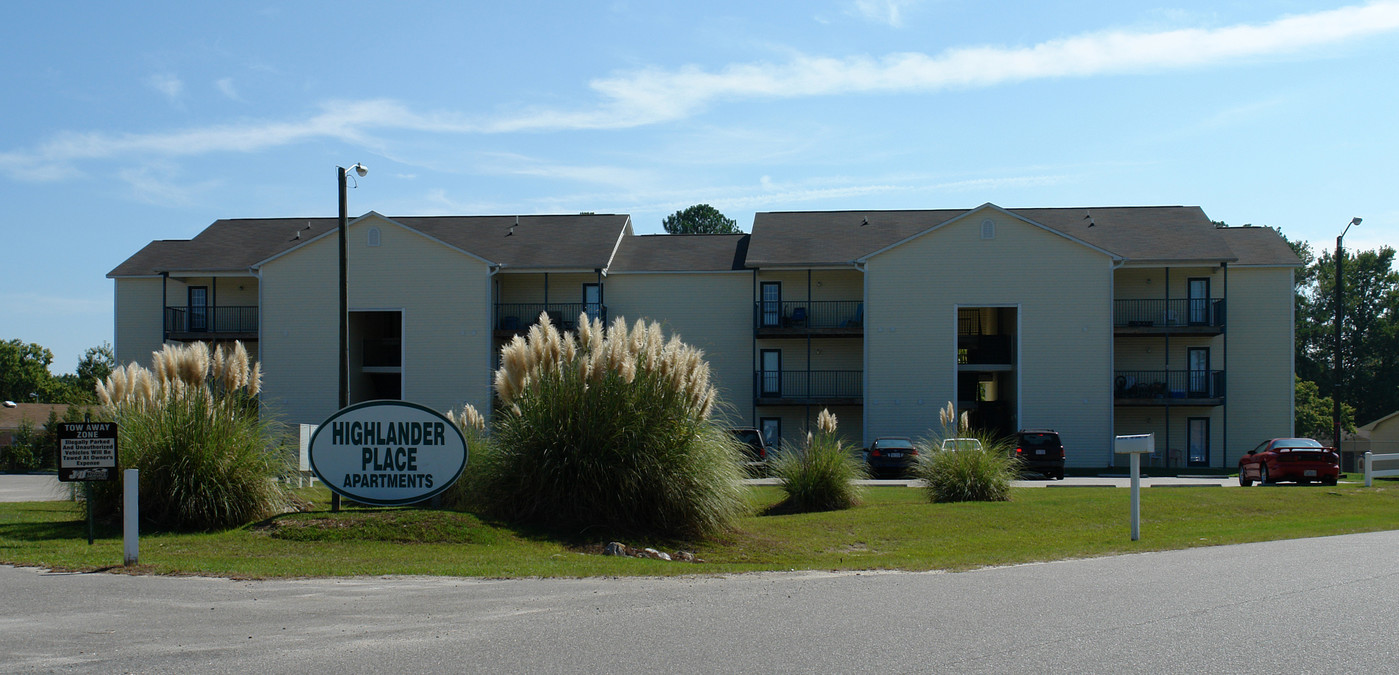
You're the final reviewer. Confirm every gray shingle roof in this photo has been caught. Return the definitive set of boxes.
[1214,226,1306,266]
[746,205,1284,266]
[608,234,749,272]
[109,213,632,277]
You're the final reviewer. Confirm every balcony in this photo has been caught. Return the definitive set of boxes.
[1114,370,1225,406]
[164,306,257,341]
[755,370,863,406]
[1114,299,1225,336]
[754,301,863,338]
[495,303,607,337]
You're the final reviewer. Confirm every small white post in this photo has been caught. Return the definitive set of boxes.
[1114,434,1153,542]
[1365,451,1373,488]
[123,469,139,566]
[1129,453,1141,541]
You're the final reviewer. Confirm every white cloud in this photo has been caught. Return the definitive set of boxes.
[215,78,242,101]
[3,2,1397,179]
[559,1,1399,130]
[850,0,919,28]
[146,73,183,101]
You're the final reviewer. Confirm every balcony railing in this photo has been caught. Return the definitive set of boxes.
[755,370,863,403]
[1114,369,1225,404]
[1114,299,1225,329]
[164,306,258,338]
[958,335,1013,365]
[496,303,607,333]
[754,301,863,331]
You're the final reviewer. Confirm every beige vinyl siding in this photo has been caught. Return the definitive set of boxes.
[1112,408,1225,468]
[752,338,862,371]
[1222,266,1296,458]
[753,406,864,452]
[1114,336,1224,372]
[258,215,492,425]
[496,272,599,305]
[864,208,1114,464]
[1114,266,1224,300]
[605,272,754,426]
[113,278,167,367]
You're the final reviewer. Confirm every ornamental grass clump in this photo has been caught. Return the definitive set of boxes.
[438,403,493,511]
[913,403,1020,503]
[474,312,748,538]
[771,408,868,512]
[93,341,288,530]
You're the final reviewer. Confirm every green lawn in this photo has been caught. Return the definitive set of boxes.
[3,483,1397,578]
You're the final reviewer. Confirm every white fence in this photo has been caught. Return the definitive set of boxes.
[1363,451,1399,487]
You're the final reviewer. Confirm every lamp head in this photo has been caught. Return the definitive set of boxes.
[1351,217,1362,226]
[353,163,368,178]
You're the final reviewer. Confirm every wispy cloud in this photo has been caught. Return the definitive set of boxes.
[3,2,1397,179]
[146,73,183,102]
[215,78,242,101]
[850,0,920,28]
[553,1,1399,130]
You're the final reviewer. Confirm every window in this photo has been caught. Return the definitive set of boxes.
[1188,278,1209,325]
[761,282,781,327]
[1189,348,1210,396]
[760,349,782,397]
[981,219,995,239]
[367,226,381,247]
[187,286,208,332]
[1188,417,1210,466]
[761,417,782,449]
[583,283,601,321]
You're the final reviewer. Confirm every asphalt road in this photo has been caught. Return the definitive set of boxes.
[3,531,1398,673]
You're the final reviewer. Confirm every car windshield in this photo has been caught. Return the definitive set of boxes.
[1019,434,1057,446]
[942,438,982,451]
[1275,438,1322,449]
[875,438,915,449]
[732,430,761,445]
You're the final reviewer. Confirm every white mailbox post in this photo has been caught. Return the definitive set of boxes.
[1114,434,1154,541]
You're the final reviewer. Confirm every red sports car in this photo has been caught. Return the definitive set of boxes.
[1238,438,1339,486]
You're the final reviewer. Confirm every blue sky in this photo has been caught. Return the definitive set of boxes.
[2,1,1396,374]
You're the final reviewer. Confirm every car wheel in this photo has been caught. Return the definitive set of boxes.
[1323,477,1338,486]
[1239,470,1253,487]
[1259,464,1270,486]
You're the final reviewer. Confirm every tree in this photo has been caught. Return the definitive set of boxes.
[662,204,741,234]
[0,339,55,403]
[1295,376,1353,440]
[1294,244,1399,427]
[73,342,115,402]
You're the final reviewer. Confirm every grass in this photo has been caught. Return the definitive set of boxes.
[4,482,1399,578]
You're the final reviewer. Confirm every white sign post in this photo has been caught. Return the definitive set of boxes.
[123,469,139,566]
[309,400,468,506]
[1114,434,1154,541]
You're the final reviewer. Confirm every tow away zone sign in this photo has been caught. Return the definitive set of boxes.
[58,422,118,482]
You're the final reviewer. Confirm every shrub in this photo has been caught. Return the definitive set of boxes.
[2,420,41,472]
[92,342,288,530]
[438,403,493,511]
[914,430,1020,503]
[473,313,748,538]
[772,408,867,512]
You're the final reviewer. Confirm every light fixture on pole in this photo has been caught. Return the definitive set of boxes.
[336,163,367,514]
[337,163,368,411]
[1334,216,1361,461]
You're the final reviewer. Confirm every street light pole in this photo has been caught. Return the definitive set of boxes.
[335,163,367,513]
[1334,216,1361,462]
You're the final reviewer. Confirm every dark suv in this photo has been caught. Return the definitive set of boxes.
[728,427,773,474]
[1013,429,1065,480]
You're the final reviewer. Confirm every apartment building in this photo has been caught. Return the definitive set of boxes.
[109,203,1302,468]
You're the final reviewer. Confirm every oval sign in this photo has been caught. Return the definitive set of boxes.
[309,400,467,506]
